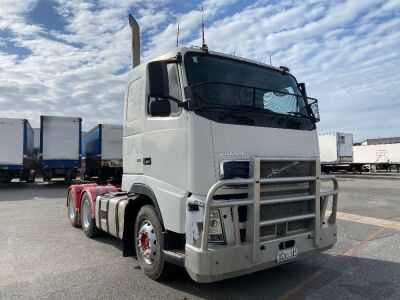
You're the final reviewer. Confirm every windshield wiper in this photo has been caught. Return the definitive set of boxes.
[193,104,255,125]
[193,104,229,111]
[287,111,311,119]
[221,111,254,125]
[230,105,275,114]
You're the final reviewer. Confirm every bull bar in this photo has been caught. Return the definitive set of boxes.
[200,156,339,263]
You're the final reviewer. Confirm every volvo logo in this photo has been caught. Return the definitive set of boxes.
[271,169,280,175]
[217,151,244,157]
[267,162,300,177]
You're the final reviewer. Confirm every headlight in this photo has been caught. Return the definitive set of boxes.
[220,161,249,179]
[208,209,226,244]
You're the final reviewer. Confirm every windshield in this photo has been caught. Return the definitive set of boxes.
[185,52,314,121]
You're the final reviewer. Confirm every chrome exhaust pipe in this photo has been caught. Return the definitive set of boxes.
[128,14,140,68]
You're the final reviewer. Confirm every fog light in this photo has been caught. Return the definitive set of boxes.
[208,209,226,243]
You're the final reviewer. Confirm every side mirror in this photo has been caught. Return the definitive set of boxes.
[299,82,320,122]
[298,83,307,97]
[307,98,320,122]
[147,61,169,98]
[149,99,171,117]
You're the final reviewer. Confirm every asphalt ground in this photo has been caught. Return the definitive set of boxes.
[0,178,399,299]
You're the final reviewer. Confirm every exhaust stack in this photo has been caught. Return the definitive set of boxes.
[128,14,140,68]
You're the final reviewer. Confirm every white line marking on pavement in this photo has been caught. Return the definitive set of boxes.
[327,211,400,230]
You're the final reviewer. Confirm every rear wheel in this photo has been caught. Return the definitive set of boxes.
[26,170,36,183]
[134,205,167,280]
[67,191,80,227]
[81,193,99,238]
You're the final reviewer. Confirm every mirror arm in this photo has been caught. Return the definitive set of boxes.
[167,95,191,110]
[167,95,181,104]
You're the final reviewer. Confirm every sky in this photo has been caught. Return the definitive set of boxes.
[0,0,399,142]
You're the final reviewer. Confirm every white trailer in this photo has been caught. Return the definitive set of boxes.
[318,132,354,172]
[353,143,400,163]
[0,118,35,182]
[65,15,339,283]
[40,116,82,182]
[319,132,353,163]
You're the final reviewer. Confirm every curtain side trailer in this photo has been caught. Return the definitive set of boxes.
[81,124,123,181]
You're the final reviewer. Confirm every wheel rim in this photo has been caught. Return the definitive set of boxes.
[68,194,75,220]
[137,220,157,265]
[82,199,90,229]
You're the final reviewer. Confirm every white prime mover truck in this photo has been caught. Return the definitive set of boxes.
[40,116,82,182]
[66,15,338,283]
[0,118,35,183]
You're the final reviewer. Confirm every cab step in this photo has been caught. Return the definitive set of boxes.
[163,249,185,267]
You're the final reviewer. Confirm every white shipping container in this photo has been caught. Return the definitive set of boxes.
[41,116,81,160]
[0,118,24,165]
[102,125,123,160]
[318,132,353,163]
[353,144,400,163]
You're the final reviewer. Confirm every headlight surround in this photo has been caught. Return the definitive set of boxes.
[208,209,226,244]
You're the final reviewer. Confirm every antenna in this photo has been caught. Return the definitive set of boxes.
[201,5,208,51]
[267,53,272,65]
[176,22,180,47]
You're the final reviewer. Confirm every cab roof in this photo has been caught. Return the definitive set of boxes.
[128,46,289,76]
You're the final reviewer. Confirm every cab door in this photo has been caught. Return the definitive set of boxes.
[123,67,145,175]
[142,63,188,190]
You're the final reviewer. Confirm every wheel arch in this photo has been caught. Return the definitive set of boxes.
[129,183,165,228]
[121,184,165,257]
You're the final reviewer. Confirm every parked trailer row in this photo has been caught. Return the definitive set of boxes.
[0,116,123,183]
[319,132,400,173]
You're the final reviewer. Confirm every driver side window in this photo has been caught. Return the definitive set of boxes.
[148,64,182,117]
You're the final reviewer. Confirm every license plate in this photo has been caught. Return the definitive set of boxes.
[277,247,298,263]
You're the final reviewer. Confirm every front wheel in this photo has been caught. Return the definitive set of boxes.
[134,205,167,280]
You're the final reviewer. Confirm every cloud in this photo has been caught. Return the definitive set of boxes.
[0,0,399,142]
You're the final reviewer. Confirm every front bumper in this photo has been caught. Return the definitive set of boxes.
[185,225,336,283]
[184,156,338,283]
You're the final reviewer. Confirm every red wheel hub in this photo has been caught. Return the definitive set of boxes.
[137,221,156,265]
[140,233,149,251]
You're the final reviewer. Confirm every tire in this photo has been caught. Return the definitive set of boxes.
[81,193,99,238]
[26,170,36,183]
[134,205,167,280]
[67,191,80,227]
[80,170,90,181]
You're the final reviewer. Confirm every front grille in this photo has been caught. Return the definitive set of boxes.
[260,201,312,237]
[260,201,310,221]
[221,159,316,239]
[260,219,311,238]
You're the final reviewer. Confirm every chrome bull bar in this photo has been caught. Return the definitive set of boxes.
[200,156,338,263]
